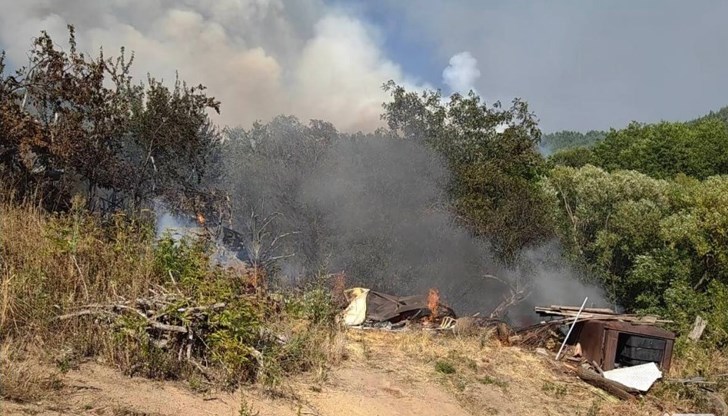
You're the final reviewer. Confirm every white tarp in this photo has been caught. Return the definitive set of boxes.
[603,362,663,392]
[342,288,369,326]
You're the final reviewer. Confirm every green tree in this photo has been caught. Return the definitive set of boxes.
[541,130,606,153]
[382,82,551,261]
[592,119,728,179]
[548,147,594,168]
[0,27,221,213]
[545,165,728,344]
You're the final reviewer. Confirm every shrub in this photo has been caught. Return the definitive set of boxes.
[435,360,456,374]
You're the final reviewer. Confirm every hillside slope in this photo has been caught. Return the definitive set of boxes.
[3,330,669,416]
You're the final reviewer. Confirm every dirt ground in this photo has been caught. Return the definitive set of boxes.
[1,329,672,416]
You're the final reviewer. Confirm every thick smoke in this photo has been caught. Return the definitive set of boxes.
[443,51,481,95]
[0,0,427,132]
[220,117,608,324]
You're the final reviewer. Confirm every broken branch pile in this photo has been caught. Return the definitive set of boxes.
[55,285,239,371]
[514,320,567,347]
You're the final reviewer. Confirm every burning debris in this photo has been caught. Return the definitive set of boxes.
[341,287,508,335]
[342,287,456,329]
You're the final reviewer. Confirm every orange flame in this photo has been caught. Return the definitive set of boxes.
[196,212,206,226]
[427,288,440,320]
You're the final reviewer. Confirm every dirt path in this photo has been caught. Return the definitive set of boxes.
[2,361,471,416]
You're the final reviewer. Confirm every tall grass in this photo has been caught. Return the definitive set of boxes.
[0,196,345,400]
[0,197,158,341]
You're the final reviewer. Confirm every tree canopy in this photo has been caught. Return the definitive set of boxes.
[382,82,552,261]
[545,165,728,343]
[0,27,221,213]
[591,119,728,179]
[541,130,606,153]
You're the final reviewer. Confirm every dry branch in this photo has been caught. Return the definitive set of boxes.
[53,288,234,379]
[484,274,532,319]
[576,366,637,401]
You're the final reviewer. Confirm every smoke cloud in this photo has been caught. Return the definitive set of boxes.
[0,0,424,132]
[220,118,609,324]
[0,2,610,324]
[442,51,481,95]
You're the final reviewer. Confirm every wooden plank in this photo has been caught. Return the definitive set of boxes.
[602,330,619,371]
[548,305,616,314]
[535,309,672,324]
[576,367,637,401]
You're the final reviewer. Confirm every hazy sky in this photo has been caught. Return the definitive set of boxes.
[1,0,726,132]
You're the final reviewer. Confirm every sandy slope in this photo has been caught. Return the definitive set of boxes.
[2,330,663,416]
[2,362,470,416]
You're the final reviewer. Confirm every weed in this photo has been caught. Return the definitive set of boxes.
[585,399,601,416]
[435,360,456,374]
[477,375,508,389]
[238,393,260,416]
[0,344,63,403]
[542,381,567,398]
[284,275,339,326]
[464,357,478,371]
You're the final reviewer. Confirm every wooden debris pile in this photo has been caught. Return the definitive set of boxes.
[54,285,265,375]
[513,320,565,347]
[514,304,674,348]
[534,305,673,324]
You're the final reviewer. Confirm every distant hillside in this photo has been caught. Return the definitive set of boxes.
[547,106,728,178]
[690,105,728,126]
[540,130,607,154]
[543,105,728,155]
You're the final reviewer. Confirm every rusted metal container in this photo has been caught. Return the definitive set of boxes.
[574,320,675,371]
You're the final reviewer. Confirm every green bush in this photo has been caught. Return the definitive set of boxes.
[545,166,728,347]
[435,360,456,374]
[154,234,210,285]
[284,276,339,327]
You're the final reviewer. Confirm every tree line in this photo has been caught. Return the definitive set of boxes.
[2,29,728,344]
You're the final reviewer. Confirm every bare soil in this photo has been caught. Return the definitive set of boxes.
[1,330,668,416]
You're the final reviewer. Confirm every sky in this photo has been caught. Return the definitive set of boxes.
[1,0,726,132]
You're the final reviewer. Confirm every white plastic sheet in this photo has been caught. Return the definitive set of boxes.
[603,362,662,392]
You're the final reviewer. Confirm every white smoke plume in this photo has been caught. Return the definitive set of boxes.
[0,0,424,132]
[442,51,481,95]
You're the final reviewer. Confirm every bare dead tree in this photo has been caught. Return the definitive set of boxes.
[485,273,532,318]
[243,210,299,289]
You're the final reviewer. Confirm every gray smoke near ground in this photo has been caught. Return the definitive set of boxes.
[218,116,609,324]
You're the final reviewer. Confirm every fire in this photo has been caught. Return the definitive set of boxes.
[196,212,206,226]
[427,288,440,320]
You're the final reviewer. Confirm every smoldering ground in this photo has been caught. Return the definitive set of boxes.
[217,116,608,323]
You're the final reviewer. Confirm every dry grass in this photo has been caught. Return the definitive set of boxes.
[0,199,162,402]
[343,328,724,416]
[0,199,158,341]
[2,198,726,415]
[0,199,346,399]
[0,341,62,403]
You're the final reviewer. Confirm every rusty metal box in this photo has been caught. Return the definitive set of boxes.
[574,320,675,371]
